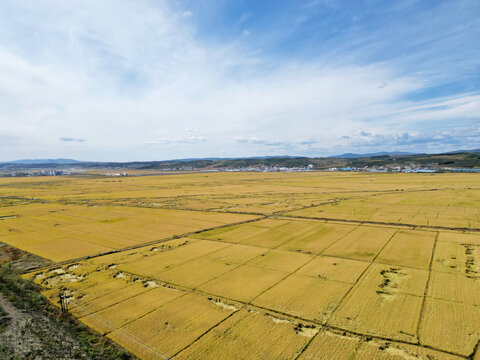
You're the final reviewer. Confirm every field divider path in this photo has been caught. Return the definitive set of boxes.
[190,232,456,275]
[281,214,480,233]
[416,231,439,343]
[471,340,480,360]
[292,331,318,360]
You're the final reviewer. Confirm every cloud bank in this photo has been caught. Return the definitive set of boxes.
[0,0,478,161]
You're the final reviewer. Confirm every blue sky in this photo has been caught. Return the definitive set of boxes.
[0,0,479,161]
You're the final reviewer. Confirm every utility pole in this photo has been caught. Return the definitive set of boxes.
[58,291,69,313]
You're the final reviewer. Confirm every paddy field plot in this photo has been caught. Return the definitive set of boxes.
[296,256,369,283]
[251,274,351,323]
[419,298,480,356]
[322,225,396,261]
[374,229,436,269]
[328,263,429,341]
[5,172,480,359]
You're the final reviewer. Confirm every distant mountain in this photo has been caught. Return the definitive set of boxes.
[442,149,480,154]
[2,149,480,171]
[330,151,417,159]
[4,158,83,164]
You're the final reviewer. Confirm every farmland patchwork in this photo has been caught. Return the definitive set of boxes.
[1,172,478,359]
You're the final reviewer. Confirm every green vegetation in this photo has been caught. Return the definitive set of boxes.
[347,152,480,168]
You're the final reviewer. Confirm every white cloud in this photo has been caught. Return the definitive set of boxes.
[179,10,192,18]
[336,126,480,153]
[235,137,318,148]
[235,137,284,146]
[146,136,207,145]
[60,137,86,142]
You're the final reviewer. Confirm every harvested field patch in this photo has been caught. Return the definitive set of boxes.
[427,271,480,306]
[322,226,396,261]
[252,274,351,323]
[375,229,436,269]
[205,243,268,264]
[154,257,238,289]
[247,249,314,273]
[419,297,480,356]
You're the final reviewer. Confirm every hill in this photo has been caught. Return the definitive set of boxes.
[1,150,480,171]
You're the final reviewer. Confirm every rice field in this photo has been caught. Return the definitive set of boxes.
[2,171,478,359]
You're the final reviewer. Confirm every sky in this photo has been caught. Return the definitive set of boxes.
[0,0,479,161]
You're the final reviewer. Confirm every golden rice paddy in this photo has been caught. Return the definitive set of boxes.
[2,171,478,359]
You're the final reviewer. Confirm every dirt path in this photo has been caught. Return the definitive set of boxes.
[0,293,86,359]
[0,293,45,358]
